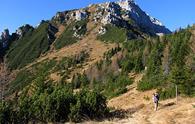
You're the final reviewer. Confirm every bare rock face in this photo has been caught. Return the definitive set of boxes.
[101,13,118,25]
[53,11,71,24]
[118,0,134,11]
[99,0,171,35]
[16,24,34,38]
[98,26,106,35]
[93,5,104,22]
[101,2,122,25]
[75,10,88,21]
[47,23,58,43]
[117,0,171,34]
[1,29,10,41]
[0,29,12,59]
[51,0,171,35]
[73,23,86,39]
[0,29,10,48]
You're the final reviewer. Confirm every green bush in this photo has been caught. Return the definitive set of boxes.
[6,70,33,95]
[119,58,134,73]
[137,74,165,91]
[123,39,146,52]
[71,73,89,89]
[69,89,108,122]
[1,83,109,123]
[7,51,89,97]
[137,29,195,97]
[169,30,191,66]
[158,87,176,100]
[103,46,121,60]
[118,39,146,73]
[137,39,165,91]
[93,73,133,99]
[0,101,13,123]
[17,96,33,123]
[6,59,57,96]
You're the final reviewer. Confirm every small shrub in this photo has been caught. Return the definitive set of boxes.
[69,89,108,122]
[158,87,176,100]
[0,101,13,123]
[72,73,89,89]
[102,73,133,99]
[137,74,165,91]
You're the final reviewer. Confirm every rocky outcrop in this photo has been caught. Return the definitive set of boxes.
[100,2,122,25]
[16,24,34,38]
[1,29,10,41]
[118,0,134,11]
[98,26,106,35]
[117,0,171,34]
[93,5,104,22]
[75,10,88,21]
[98,0,171,35]
[47,23,58,43]
[52,11,71,24]
[52,9,88,24]
[72,22,87,38]
[0,29,12,60]
[0,29,10,48]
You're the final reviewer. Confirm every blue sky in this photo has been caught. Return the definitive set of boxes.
[0,0,195,33]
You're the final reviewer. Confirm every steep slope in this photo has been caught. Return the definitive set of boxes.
[117,0,171,35]
[5,21,58,70]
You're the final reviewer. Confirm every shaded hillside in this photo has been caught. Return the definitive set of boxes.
[6,21,58,70]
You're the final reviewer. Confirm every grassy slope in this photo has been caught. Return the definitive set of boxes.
[97,24,127,43]
[6,22,52,70]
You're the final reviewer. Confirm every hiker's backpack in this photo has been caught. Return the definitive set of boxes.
[154,96,158,103]
[156,94,159,101]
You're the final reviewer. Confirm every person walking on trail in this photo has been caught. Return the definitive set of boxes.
[153,92,159,111]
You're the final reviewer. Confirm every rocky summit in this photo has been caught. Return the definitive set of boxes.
[52,0,171,35]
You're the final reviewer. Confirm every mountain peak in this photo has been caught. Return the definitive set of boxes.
[51,0,171,35]
[118,0,136,11]
[119,0,135,3]
[115,0,171,34]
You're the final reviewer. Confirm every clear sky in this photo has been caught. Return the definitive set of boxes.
[0,0,195,33]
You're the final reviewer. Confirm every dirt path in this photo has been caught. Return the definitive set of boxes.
[108,73,154,110]
[107,73,195,124]
[82,73,195,124]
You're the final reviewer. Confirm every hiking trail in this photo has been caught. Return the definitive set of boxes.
[83,73,195,124]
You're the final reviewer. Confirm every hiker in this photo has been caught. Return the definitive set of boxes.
[153,92,159,111]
